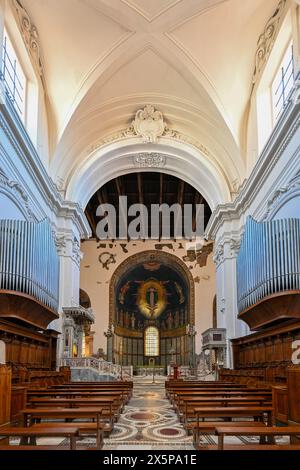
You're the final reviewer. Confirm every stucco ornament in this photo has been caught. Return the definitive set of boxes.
[132,105,166,143]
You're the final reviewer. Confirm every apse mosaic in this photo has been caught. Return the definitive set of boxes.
[115,263,189,331]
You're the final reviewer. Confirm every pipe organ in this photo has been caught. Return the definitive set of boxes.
[237,217,300,330]
[0,219,60,369]
[0,219,59,312]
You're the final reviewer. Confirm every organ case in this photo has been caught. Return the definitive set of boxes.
[237,217,300,330]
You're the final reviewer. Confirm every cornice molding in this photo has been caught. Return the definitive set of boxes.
[0,95,91,238]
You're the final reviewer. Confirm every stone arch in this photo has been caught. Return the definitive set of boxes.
[109,250,195,328]
[66,139,232,212]
[79,288,91,309]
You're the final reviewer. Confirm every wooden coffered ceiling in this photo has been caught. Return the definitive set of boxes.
[85,172,211,239]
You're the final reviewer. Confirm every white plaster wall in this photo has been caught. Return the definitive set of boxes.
[0,192,26,219]
[80,239,216,356]
[273,195,300,219]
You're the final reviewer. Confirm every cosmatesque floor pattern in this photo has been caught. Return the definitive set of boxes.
[102,376,194,450]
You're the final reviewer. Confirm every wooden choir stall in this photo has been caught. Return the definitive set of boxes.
[220,217,300,432]
[0,219,62,425]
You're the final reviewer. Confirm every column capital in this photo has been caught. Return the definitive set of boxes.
[213,235,242,267]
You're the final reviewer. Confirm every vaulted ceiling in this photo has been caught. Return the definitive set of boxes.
[19,0,280,201]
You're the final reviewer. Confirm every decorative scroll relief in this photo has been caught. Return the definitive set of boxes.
[213,244,224,268]
[0,166,35,220]
[72,238,83,267]
[54,234,67,256]
[88,105,210,157]
[252,0,287,85]
[11,0,45,83]
[230,237,241,255]
[133,153,166,168]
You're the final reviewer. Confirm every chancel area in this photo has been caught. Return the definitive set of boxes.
[1,0,300,452]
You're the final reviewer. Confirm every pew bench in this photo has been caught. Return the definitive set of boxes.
[31,422,106,448]
[189,420,266,446]
[0,445,98,451]
[178,397,271,424]
[197,444,300,451]
[0,426,79,450]
[215,425,300,450]
[191,406,274,435]
[27,397,121,424]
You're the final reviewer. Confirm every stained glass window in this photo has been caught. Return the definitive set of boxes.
[144,326,159,357]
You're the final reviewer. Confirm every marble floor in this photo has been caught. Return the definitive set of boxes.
[103,376,193,450]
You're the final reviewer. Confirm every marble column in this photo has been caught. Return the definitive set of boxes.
[48,231,83,362]
[104,328,114,363]
[214,237,249,368]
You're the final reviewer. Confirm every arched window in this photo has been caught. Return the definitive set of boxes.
[144,326,159,357]
[1,28,27,120]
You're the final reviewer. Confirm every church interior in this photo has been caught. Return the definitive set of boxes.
[1,0,300,453]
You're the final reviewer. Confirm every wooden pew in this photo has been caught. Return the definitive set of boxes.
[167,385,270,399]
[198,444,300,451]
[27,397,120,425]
[0,426,79,449]
[0,445,98,450]
[179,397,272,425]
[27,389,130,406]
[215,425,300,450]
[21,407,105,448]
[30,422,104,448]
[192,421,266,447]
[193,406,274,427]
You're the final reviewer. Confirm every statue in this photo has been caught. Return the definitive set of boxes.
[131,313,136,329]
[167,312,173,330]
[119,309,124,327]
[119,281,131,304]
[124,311,130,328]
[174,282,185,304]
[174,310,180,328]
[180,309,185,326]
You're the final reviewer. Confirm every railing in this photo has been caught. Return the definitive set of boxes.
[60,357,133,380]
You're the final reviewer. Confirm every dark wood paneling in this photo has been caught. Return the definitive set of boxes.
[0,365,11,426]
[287,366,300,424]
[11,386,27,421]
[238,291,300,331]
[272,385,288,424]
